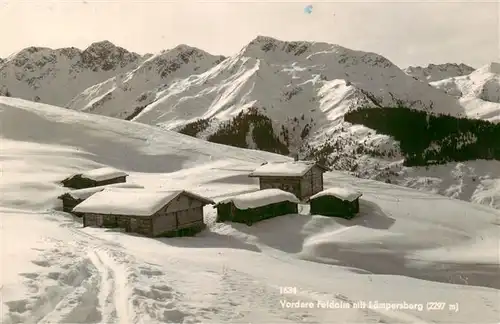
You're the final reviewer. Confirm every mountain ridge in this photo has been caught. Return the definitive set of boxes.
[0,40,145,106]
[66,44,226,120]
[404,63,475,82]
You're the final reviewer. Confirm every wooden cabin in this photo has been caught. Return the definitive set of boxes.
[308,187,363,219]
[61,167,128,189]
[57,183,144,215]
[72,188,215,237]
[248,161,329,201]
[215,188,300,226]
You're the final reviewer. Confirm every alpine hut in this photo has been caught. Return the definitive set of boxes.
[72,188,215,237]
[215,188,300,225]
[307,187,363,219]
[57,183,144,215]
[248,161,329,201]
[61,167,129,189]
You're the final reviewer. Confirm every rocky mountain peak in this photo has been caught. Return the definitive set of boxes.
[80,40,141,71]
[5,47,58,69]
[169,44,225,62]
[140,44,225,79]
[243,35,314,57]
[404,63,475,82]
[240,35,395,71]
[57,47,81,60]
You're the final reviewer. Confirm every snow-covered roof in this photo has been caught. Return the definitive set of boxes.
[72,188,214,216]
[309,187,362,202]
[248,161,326,177]
[60,183,144,200]
[216,189,300,210]
[79,167,128,181]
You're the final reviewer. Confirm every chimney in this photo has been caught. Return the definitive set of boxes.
[293,153,299,161]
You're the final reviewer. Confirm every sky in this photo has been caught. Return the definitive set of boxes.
[0,0,498,68]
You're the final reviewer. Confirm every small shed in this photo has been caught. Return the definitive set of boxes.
[61,167,129,189]
[215,188,300,225]
[248,161,329,201]
[57,183,144,215]
[72,188,215,237]
[308,187,363,219]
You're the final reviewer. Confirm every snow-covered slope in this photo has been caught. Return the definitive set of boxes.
[0,41,142,106]
[1,97,499,324]
[430,63,500,123]
[66,45,226,120]
[404,63,474,83]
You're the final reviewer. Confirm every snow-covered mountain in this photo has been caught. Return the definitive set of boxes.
[431,63,500,101]
[66,45,226,120]
[133,36,465,125]
[1,97,499,324]
[127,37,499,184]
[403,63,475,83]
[125,36,465,165]
[430,62,500,123]
[0,41,143,106]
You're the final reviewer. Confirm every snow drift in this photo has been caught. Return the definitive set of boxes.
[61,182,144,200]
[309,187,362,201]
[73,188,187,216]
[217,188,300,210]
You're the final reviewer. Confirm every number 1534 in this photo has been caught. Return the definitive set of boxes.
[280,286,297,295]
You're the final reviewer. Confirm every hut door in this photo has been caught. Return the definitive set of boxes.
[311,168,322,194]
[96,215,104,227]
[129,218,138,232]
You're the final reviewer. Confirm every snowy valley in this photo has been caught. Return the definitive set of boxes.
[1,97,499,324]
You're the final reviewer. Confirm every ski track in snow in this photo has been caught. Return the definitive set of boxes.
[2,217,186,324]
[87,249,127,323]
[2,213,438,324]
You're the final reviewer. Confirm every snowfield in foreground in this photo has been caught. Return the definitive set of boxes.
[1,97,499,324]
